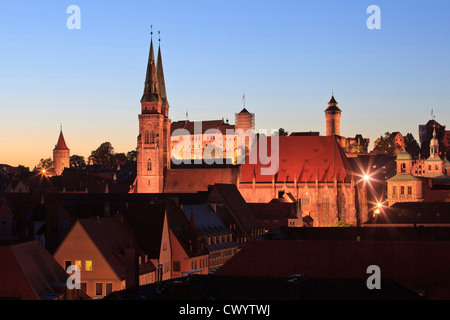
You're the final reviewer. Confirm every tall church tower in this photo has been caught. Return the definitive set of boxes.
[324,94,342,136]
[135,31,171,193]
[53,126,70,176]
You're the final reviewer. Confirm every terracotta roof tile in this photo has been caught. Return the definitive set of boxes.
[240,136,353,183]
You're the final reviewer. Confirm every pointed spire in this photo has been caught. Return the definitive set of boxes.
[157,31,168,108]
[54,126,69,150]
[141,26,160,103]
[325,92,341,112]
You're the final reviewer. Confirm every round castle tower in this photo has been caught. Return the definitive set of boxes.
[324,94,341,136]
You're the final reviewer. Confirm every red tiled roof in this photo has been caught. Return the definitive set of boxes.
[215,240,450,296]
[240,136,353,183]
[0,241,68,300]
[171,120,234,135]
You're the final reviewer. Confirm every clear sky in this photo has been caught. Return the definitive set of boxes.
[1,0,449,168]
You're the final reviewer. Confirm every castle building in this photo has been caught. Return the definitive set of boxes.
[386,126,450,206]
[53,127,70,176]
[170,108,255,164]
[324,95,370,155]
[237,135,369,227]
[324,95,341,137]
[134,33,171,193]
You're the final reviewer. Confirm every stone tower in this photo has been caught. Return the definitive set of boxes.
[53,126,70,176]
[135,33,171,193]
[324,94,341,136]
[235,108,255,133]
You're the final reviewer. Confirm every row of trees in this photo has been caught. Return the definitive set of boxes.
[37,142,137,170]
[372,132,421,158]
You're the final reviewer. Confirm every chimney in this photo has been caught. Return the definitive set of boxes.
[125,248,139,292]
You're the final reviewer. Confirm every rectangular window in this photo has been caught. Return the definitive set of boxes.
[85,260,93,272]
[65,260,72,270]
[96,283,103,296]
[401,186,405,195]
[408,186,412,195]
[173,261,181,272]
[393,186,397,195]
[81,283,87,293]
[105,283,113,296]
[75,260,82,271]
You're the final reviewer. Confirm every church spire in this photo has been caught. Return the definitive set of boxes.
[141,27,160,103]
[157,31,169,109]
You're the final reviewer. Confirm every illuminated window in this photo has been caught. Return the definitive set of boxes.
[85,260,93,272]
[75,260,82,271]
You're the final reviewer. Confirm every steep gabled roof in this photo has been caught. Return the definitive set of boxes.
[124,201,167,260]
[77,216,155,279]
[0,241,68,300]
[207,184,261,238]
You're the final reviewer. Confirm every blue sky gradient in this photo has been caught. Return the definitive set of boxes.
[1,0,449,167]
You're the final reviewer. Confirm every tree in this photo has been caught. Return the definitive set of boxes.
[126,149,137,162]
[91,142,114,158]
[372,132,400,156]
[70,155,86,169]
[404,133,420,159]
[37,158,53,170]
[274,128,289,136]
[330,220,352,227]
[113,152,127,162]
[348,142,363,154]
[90,142,117,169]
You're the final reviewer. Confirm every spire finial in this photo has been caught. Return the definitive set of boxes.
[158,30,160,43]
[150,25,153,37]
[60,123,62,131]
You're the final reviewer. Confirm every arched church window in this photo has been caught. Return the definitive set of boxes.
[144,131,150,144]
[147,159,152,171]
[302,193,310,206]
[150,131,155,144]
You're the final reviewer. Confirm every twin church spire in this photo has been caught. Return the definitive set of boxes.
[141,28,169,111]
